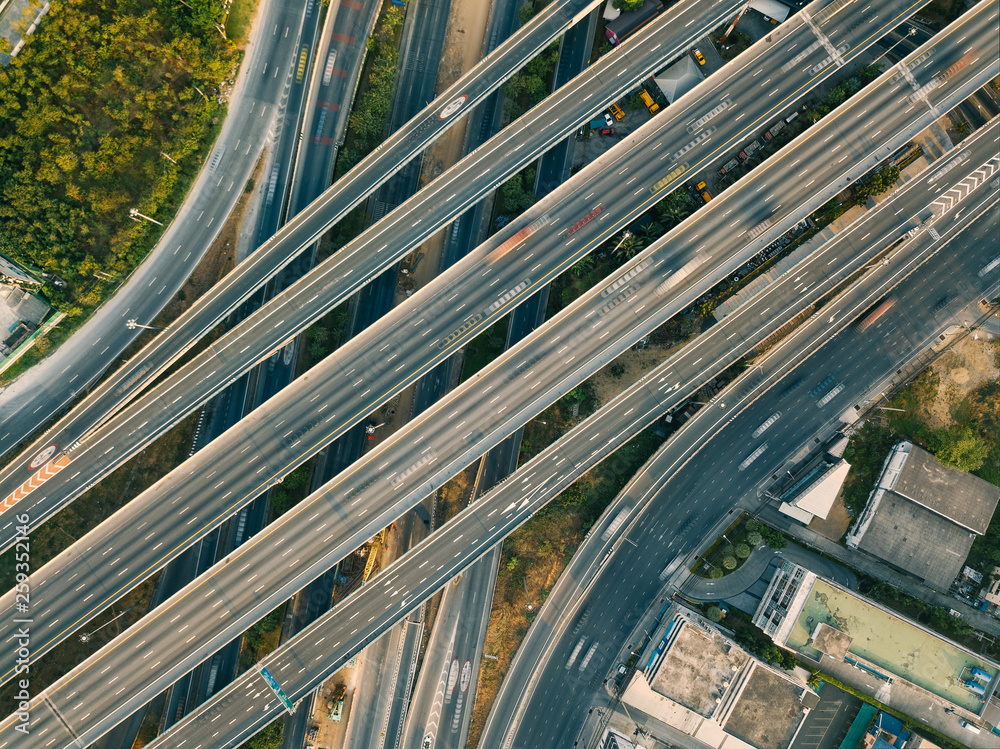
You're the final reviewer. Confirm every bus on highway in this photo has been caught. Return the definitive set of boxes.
[855,296,896,332]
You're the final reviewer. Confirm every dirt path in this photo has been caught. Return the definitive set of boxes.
[398,0,491,301]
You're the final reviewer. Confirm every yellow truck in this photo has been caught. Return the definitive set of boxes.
[639,88,659,114]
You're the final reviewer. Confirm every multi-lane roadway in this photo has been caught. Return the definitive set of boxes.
[0,0,942,686]
[151,125,1000,749]
[0,0,612,524]
[0,0,744,546]
[2,16,994,743]
[0,0,311,455]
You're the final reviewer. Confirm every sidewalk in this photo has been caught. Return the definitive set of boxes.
[760,504,1000,638]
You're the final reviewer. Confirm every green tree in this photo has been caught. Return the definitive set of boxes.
[241,720,283,749]
[760,526,787,549]
[747,531,763,547]
[722,556,737,570]
[571,255,594,277]
[932,425,988,472]
[734,543,751,559]
[706,605,724,622]
[709,567,724,580]
[614,0,646,10]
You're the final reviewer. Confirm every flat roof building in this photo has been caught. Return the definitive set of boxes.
[846,441,1000,591]
[754,563,1000,717]
[621,605,816,749]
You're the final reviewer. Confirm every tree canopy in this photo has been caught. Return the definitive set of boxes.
[0,0,234,312]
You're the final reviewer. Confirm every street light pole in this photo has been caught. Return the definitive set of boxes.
[126,319,163,332]
[79,605,136,642]
[129,207,163,226]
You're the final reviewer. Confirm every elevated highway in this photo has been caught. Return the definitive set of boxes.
[0,0,936,685]
[0,0,744,546]
[155,122,1000,749]
[1,16,993,743]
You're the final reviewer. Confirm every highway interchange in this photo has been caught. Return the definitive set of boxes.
[0,0,954,685]
[0,0,746,545]
[0,0,310,455]
[142,124,1000,748]
[1,7,995,744]
[0,0,613,526]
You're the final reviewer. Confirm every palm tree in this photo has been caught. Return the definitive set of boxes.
[571,255,593,277]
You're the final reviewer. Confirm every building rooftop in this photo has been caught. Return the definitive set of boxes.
[846,442,1000,589]
[893,444,1000,534]
[811,622,852,661]
[724,665,806,749]
[649,620,749,717]
[855,490,976,591]
[653,54,702,104]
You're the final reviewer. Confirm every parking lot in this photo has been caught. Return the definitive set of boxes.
[791,683,864,749]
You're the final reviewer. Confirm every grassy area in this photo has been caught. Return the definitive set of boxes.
[840,421,900,519]
[467,427,665,747]
[239,719,283,748]
[225,0,260,46]
[237,604,286,673]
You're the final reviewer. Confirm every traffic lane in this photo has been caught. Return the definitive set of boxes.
[146,371,682,749]
[495,147,1000,745]
[5,33,992,688]
[509,209,1000,749]
[3,7,992,712]
[0,0,307,457]
[0,0,745,543]
[149,184,999,749]
[0,0,848,659]
[289,0,381,215]
[5,0,916,547]
[0,0,609,504]
[11,0,935,558]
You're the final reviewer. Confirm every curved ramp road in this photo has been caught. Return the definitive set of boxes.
[0,0,946,685]
[0,0,744,546]
[0,0,607,508]
[0,0,309,453]
[0,18,992,743]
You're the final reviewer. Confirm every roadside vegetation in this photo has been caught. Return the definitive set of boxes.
[0,0,239,374]
[334,4,405,179]
[467,425,666,747]
[237,604,285,672]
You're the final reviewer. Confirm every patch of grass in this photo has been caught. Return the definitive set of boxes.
[226,0,260,46]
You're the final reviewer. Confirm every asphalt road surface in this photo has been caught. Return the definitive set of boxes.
[0,0,944,690]
[0,0,741,546]
[0,0,309,456]
[2,32,993,744]
[0,0,611,526]
[486,182,1000,749]
[150,150,1000,749]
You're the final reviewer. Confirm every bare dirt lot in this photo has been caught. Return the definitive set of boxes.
[925,335,999,429]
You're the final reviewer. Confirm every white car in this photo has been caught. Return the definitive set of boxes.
[604,112,614,128]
